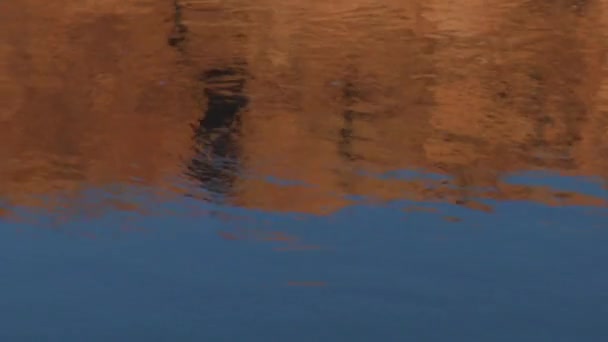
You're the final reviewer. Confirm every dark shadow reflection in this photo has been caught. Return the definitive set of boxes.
[337,78,361,193]
[338,80,358,163]
[168,0,187,50]
[186,64,248,201]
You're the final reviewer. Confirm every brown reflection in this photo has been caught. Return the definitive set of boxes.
[0,0,607,216]
[422,0,608,206]
[233,1,437,213]
[0,1,199,209]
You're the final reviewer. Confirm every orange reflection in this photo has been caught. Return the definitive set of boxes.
[0,0,606,218]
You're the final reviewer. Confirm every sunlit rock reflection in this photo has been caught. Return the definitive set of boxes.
[0,0,607,220]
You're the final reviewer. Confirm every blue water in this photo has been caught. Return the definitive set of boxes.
[2,174,606,341]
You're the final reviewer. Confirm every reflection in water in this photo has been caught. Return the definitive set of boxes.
[168,0,187,49]
[187,65,248,201]
[0,0,606,214]
[2,1,608,340]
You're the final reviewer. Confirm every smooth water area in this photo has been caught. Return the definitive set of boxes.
[1,1,608,340]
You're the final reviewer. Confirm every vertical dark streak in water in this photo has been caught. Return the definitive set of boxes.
[167,1,249,202]
[338,80,358,163]
[186,65,248,201]
[337,74,363,192]
[168,0,187,49]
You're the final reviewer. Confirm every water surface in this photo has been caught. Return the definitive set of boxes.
[1,1,608,340]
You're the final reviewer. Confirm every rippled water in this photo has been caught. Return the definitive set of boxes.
[1,1,608,340]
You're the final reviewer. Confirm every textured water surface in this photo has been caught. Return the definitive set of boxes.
[1,1,608,341]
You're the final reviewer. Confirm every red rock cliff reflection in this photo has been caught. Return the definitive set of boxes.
[0,0,607,216]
